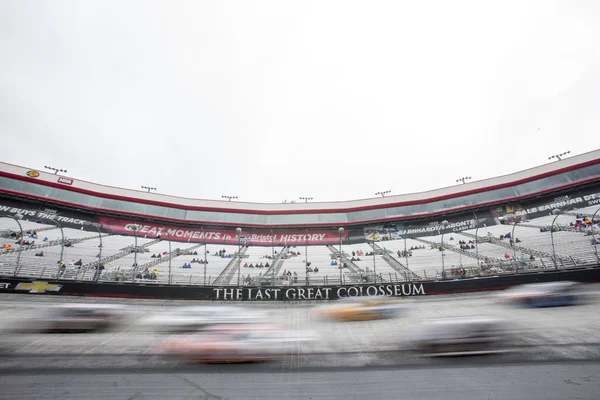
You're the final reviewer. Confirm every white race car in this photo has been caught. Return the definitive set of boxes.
[141,305,267,333]
[412,316,509,356]
[20,303,125,333]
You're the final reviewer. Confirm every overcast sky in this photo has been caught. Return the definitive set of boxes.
[1,0,599,203]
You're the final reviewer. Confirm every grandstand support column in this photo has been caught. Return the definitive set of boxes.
[511,220,519,270]
[271,230,275,286]
[510,219,519,272]
[236,228,242,287]
[202,227,206,286]
[338,227,344,285]
[592,207,600,263]
[44,218,65,269]
[472,212,480,271]
[404,225,411,271]
[89,223,103,281]
[371,240,377,284]
[305,230,309,286]
[159,226,172,284]
[131,224,140,282]
[440,220,449,277]
[9,216,24,277]
[550,209,561,269]
[133,226,138,266]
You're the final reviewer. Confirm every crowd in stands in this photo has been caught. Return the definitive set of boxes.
[151,252,169,258]
[396,249,414,258]
[243,262,270,269]
[215,248,232,258]
[136,267,159,280]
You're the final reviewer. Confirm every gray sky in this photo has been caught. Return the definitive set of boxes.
[1,0,599,203]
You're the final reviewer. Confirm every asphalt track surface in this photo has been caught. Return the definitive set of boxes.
[1,290,600,399]
[1,362,599,399]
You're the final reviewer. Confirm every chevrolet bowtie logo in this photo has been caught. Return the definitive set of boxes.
[15,281,62,294]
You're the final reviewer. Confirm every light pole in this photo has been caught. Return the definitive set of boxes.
[271,229,275,286]
[222,195,238,202]
[548,151,570,161]
[404,225,411,271]
[338,227,344,284]
[591,207,600,263]
[86,222,103,281]
[305,229,309,285]
[299,197,313,203]
[511,220,519,264]
[44,166,67,175]
[472,211,480,273]
[159,226,172,284]
[456,177,472,185]
[371,240,377,284]
[141,186,157,193]
[236,227,242,286]
[550,209,561,269]
[375,190,391,197]
[7,216,24,277]
[42,219,65,274]
[201,227,207,286]
[440,220,449,277]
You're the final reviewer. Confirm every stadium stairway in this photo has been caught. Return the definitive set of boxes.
[128,242,207,281]
[17,233,110,254]
[459,231,549,260]
[326,244,363,283]
[370,242,420,280]
[72,237,164,279]
[409,236,503,265]
[260,246,288,284]
[460,229,583,268]
[212,246,249,286]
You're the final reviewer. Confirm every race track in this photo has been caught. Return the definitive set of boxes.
[1,362,599,400]
[0,289,599,399]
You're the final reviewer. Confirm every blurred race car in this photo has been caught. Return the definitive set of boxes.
[312,296,407,322]
[412,316,509,357]
[498,281,585,307]
[161,324,313,363]
[21,303,125,333]
[142,305,267,333]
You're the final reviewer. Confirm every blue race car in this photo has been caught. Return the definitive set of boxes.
[499,281,584,308]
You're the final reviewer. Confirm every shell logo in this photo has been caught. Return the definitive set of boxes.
[26,170,40,178]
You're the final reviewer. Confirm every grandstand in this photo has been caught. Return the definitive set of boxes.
[1,151,600,286]
[1,205,598,285]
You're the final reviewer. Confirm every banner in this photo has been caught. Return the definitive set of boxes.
[97,216,349,245]
[0,199,101,231]
[490,186,600,223]
[363,214,493,240]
